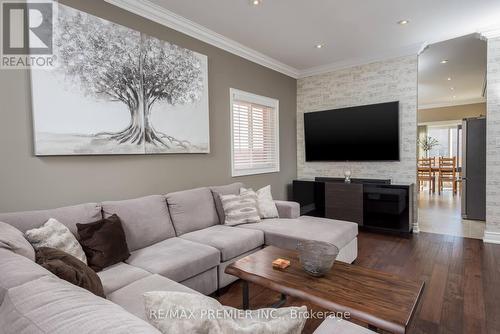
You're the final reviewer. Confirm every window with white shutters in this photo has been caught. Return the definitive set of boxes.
[230,89,280,177]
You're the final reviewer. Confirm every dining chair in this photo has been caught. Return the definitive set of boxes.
[417,158,434,194]
[438,157,457,195]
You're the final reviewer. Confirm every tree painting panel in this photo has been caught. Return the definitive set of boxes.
[31,4,209,155]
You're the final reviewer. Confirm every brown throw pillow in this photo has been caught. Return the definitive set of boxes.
[77,214,130,272]
[35,247,105,298]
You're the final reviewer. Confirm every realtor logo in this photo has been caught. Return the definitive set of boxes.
[1,0,55,69]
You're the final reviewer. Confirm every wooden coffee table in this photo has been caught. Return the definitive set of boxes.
[225,246,424,334]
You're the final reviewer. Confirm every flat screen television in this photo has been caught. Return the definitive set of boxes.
[304,101,400,161]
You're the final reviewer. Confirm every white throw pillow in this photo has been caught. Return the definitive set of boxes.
[25,218,87,264]
[220,191,261,226]
[241,185,279,219]
[144,291,307,334]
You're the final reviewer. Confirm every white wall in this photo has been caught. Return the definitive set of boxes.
[297,55,418,230]
[485,36,500,243]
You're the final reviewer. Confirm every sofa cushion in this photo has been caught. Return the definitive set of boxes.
[240,216,358,250]
[97,262,151,296]
[180,268,218,295]
[165,187,219,235]
[180,225,264,261]
[0,276,161,334]
[0,203,102,235]
[35,247,104,298]
[126,237,220,282]
[102,195,176,251]
[0,221,35,261]
[210,183,244,223]
[77,214,130,272]
[107,274,200,320]
[218,248,261,289]
[0,249,52,304]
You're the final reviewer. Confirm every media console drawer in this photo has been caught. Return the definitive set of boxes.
[325,182,363,225]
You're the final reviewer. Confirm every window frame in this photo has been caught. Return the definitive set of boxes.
[230,88,280,177]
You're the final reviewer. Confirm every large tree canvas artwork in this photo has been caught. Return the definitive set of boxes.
[31,4,209,155]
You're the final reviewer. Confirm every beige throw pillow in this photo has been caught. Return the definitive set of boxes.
[220,191,260,226]
[144,291,307,334]
[241,185,279,219]
[25,218,87,264]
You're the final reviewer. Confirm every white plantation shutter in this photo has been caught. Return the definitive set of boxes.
[230,89,280,176]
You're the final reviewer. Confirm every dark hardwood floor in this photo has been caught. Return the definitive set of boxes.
[216,231,500,334]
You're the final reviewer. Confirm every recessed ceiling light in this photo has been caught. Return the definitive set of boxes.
[315,44,324,49]
[441,59,449,64]
[447,77,452,81]
[450,87,455,90]
[397,20,409,25]
[251,0,261,5]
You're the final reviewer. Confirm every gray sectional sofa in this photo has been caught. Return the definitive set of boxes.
[0,182,358,333]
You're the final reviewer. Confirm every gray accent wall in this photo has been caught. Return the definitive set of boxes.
[0,0,297,213]
[486,36,500,237]
[297,56,418,229]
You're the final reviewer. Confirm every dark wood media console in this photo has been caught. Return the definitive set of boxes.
[293,178,415,235]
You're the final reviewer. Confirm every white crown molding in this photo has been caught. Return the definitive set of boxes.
[104,0,300,78]
[483,231,500,244]
[478,25,500,39]
[303,30,487,80]
[418,98,486,110]
[103,0,425,80]
[419,120,463,127]
[297,42,426,79]
[103,0,500,80]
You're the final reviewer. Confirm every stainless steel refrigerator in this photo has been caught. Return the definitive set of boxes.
[461,117,486,221]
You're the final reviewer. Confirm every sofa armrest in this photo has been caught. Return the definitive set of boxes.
[274,200,300,219]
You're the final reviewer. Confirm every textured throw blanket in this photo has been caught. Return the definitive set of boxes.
[36,247,104,298]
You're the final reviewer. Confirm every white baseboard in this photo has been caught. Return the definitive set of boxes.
[413,222,420,234]
[483,231,500,244]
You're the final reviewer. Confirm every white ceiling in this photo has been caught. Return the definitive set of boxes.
[105,0,500,78]
[139,0,500,77]
[418,34,487,109]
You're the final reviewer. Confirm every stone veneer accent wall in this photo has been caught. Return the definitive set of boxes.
[297,56,418,229]
[486,36,500,240]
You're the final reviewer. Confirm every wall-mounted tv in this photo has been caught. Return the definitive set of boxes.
[304,101,400,161]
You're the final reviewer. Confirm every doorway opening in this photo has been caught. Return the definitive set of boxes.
[417,34,486,239]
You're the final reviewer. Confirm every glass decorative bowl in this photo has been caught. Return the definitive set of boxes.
[297,240,339,277]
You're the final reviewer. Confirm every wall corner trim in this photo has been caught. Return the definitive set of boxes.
[479,26,500,39]
[103,0,300,78]
[483,231,500,244]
